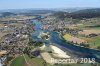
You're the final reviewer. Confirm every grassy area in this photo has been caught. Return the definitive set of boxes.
[77,23,100,30]
[89,36,100,46]
[25,54,93,66]
[74,23,100,47]
[82,36,100,49]
[49,64,92,66]
[24,54,44,66]
[63,34,73,40]
[80,26,100,30]
[11,56,25,66]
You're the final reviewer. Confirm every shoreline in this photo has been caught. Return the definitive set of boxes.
[59,33,100,51]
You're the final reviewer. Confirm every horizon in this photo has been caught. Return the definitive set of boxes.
[0,7,100,11]
[0,0,100,10]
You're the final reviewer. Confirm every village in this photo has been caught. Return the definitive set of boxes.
[0,15,35,66]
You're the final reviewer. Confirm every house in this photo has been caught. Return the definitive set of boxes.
[0,51,7,66]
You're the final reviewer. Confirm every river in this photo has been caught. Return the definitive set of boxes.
[32,19,100,63]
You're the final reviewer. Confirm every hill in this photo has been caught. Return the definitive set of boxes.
[1,12,16,17]
[53,8,100,19]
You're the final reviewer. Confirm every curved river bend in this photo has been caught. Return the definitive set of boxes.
[32,20,100,63]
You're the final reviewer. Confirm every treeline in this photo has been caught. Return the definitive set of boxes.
[0,10,56,16]
[1,12,16,17]
[53,8,100,19]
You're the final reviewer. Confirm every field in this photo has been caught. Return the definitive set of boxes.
[24,54,44,66]
[24,54,93,66]
[11,56,25,66]
[76,22,100,47]
[63,34,73,40]
[77,22,100,30]
[91,36,100,46]
[83,36,100,47]
[78,30,100,35]
[63,34,86,44]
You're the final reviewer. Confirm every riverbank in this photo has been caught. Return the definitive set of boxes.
[50,45,70,58]
[61,33,100,51]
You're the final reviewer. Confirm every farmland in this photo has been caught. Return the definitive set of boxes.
[11,56,25,66]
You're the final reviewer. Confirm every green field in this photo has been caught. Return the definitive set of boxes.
[11,56,25,66]
[24,54,93,66]
[90,36,100,46]
[74,23,100,48]
[10,54,97,66]
[24,54,44,66]
[78,23,100,30]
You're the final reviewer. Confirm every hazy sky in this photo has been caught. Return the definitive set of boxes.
[0,0,100,9]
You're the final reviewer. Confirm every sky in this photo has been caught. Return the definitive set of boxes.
[0,0,100,10]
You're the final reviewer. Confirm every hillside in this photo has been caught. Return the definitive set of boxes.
[1,12,16,17]
[53,8,100,19]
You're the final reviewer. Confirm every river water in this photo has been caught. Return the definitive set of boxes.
[32,19,100,63]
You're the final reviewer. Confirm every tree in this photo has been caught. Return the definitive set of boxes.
[97,46,100,50]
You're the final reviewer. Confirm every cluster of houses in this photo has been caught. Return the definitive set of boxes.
[0,18,33,65]
[0,51,7,66]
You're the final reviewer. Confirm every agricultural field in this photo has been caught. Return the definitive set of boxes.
[11,56,25,66]
[78,30,100,36]
[82,36,100,48]
[24,54,93,66]
[63,34,73,40]
[78,24,100,30]
[24,54,44,66]
[63,34,86,44]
